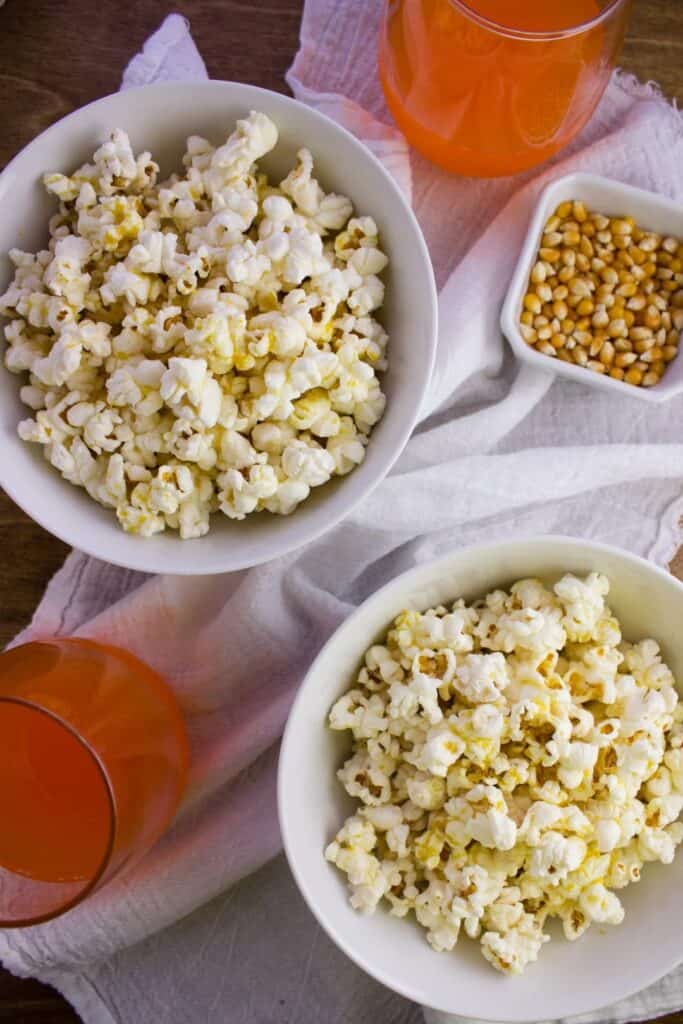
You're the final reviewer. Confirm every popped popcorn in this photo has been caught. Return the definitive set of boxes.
[326,573,682,976]
[2,113,389,538]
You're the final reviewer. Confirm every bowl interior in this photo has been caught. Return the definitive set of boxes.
[502,172,683,403]
[279,537,683,1021]
[0,81,436,573]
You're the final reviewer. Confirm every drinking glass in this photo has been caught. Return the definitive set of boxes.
[0,638,189,926]
[379,0,632,177]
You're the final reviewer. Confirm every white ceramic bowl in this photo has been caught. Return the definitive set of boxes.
[0,81,437,574]
[501,172,683,403]
[279,536,683,1021]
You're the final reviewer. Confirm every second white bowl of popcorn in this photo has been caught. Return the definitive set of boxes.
[0,81,437,573]
[279,535,683,1021]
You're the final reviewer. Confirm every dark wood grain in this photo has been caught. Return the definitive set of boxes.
[1,1,683,1021]
[0,969,79,1022]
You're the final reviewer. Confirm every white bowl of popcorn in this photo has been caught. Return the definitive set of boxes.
[279,536,683,1021]
[0,81,437,573]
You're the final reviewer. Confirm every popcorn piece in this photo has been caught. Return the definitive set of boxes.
[480,914,549,976]
[418,722,465,777]
[282,439,335,488]
[554,572,609,642]
[446,785,518,852]
[454,652,509,703]
[44,235,92,307]
[406,773,446,811]
[32,325,83,387]
[280,148,324,216]
[527,832,587,883]
[579,883,624,926]
[557,742,599,790]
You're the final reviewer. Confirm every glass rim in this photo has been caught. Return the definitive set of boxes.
[448,0,628,41]
[0,696,117,927]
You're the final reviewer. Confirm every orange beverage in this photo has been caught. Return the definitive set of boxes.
[0,638,188,925]
[379,0,631,177]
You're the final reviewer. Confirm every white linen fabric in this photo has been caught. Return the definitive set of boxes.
[2,10,683,1024]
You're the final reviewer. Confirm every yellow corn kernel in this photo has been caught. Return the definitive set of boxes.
[640,234,661,253]
[543,231,563,248]
[592,307,609,329]
[612,217,634,235]
[573,201,588,223]
[599,341,615,366]
[531,261,547,284]
[644,305,661,329]
[607,319,628,339]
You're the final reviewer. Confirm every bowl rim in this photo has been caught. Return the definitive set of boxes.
[278,534,683,1020]
[0,80,438,574]
[500,171,683,405]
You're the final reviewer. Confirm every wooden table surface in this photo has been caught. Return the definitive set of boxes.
[1,0,682,1020]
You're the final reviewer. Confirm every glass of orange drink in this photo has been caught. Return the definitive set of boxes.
[0,638,189,926]
[379,0,632,177]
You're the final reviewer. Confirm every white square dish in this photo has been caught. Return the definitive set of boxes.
[501,172,683,403]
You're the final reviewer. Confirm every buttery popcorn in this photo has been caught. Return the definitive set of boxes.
[326,573,683,976]
[2,113,388,538]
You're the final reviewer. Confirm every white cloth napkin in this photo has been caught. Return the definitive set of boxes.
[2,9,683,1024]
